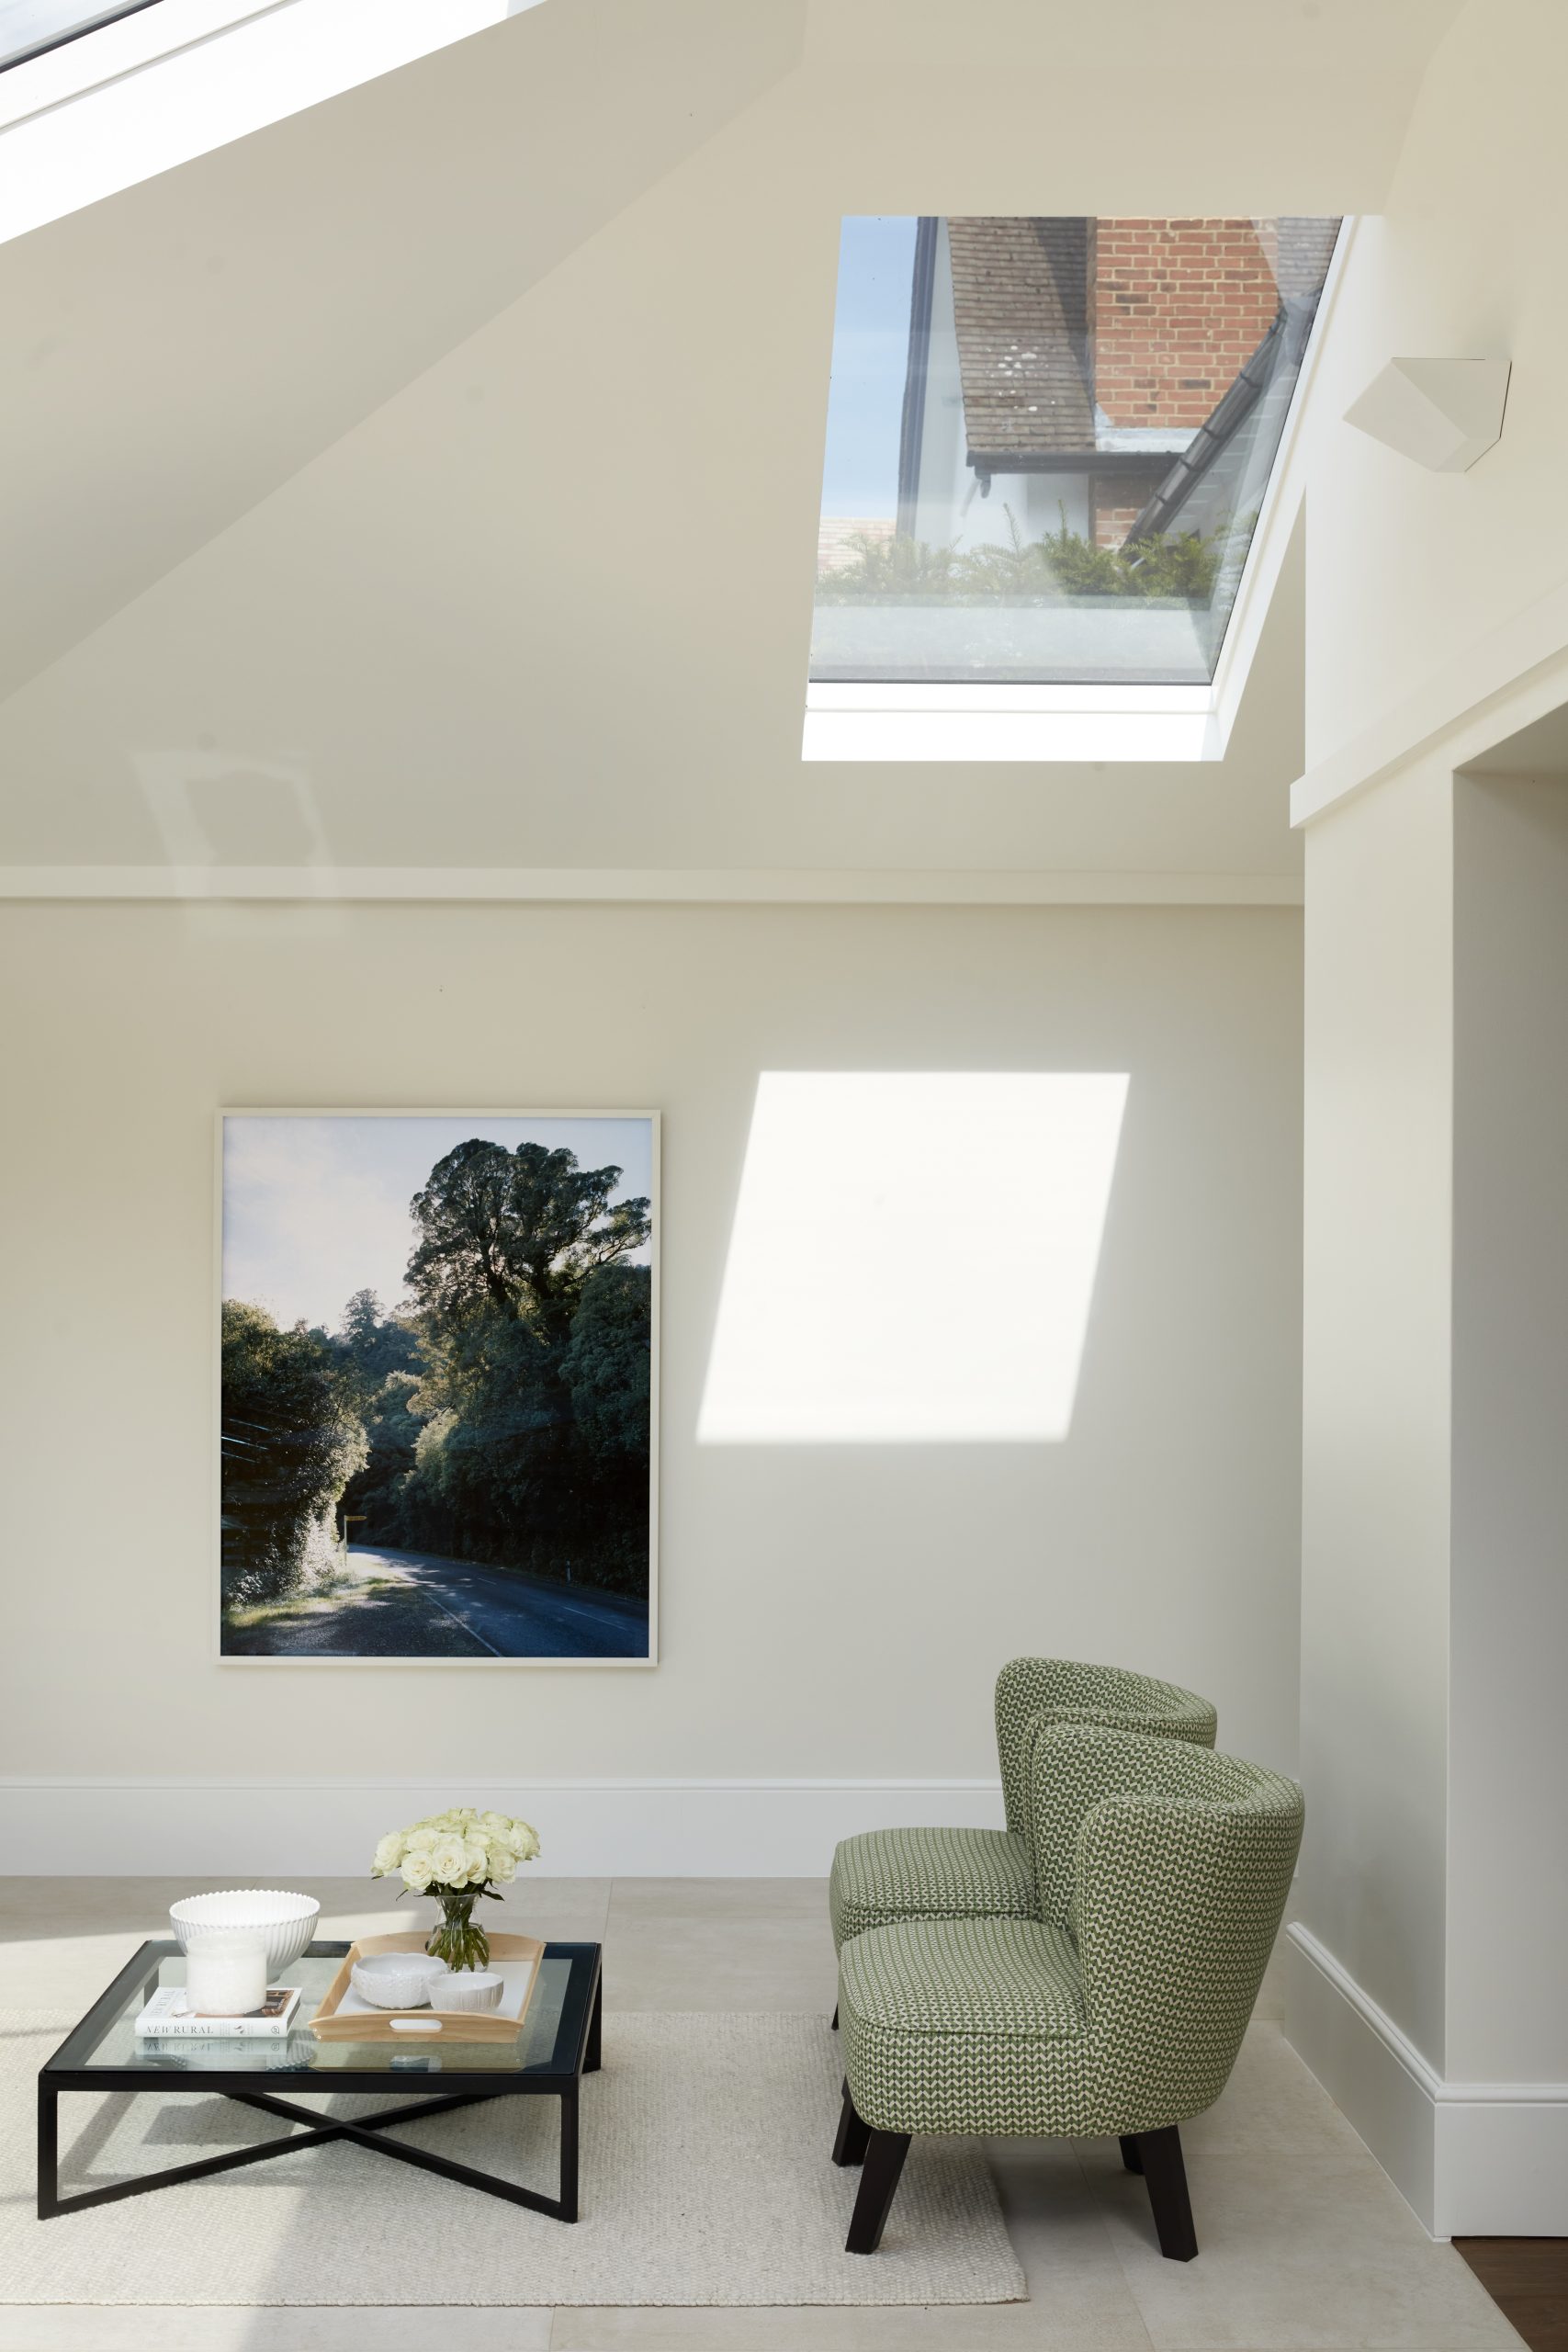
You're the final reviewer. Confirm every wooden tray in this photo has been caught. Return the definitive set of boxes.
[310,1930,546,2043]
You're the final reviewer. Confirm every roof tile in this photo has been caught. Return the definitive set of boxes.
[946,217,1093,462]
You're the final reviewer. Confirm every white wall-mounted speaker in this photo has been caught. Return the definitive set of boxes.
[1344,357,1510,472]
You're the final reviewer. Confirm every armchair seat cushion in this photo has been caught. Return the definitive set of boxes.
[829,1826,1034,1951]
[840,1916,1094,2137]
[842,1915,1086,2037]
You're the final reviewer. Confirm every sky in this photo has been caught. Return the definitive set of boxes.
[818,214,918,519]
[222,1114,655,1332]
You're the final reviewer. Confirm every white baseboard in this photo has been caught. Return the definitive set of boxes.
[1284,1922,1568,2236]
[0,1775,1004,1880]
[1282,1924,1439,2230]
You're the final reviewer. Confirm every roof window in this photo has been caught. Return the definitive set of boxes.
[813,214,1339,689]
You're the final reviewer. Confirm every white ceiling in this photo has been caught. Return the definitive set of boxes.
[0,0,1467,885]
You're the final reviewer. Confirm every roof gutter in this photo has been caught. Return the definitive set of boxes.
[1121,299,1320,546]
[968,447,1166,494]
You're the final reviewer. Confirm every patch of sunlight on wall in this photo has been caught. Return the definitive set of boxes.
[697,1071,1129,1444]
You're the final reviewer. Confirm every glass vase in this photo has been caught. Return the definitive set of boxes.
[426,1886,491,1972]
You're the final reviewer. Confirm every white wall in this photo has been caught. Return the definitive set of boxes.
[1288,752,1458,2233]
[1290,747,1568,2237]
[1282,0,1568,2241]
[1296,753,1454,2071]
[1450,772,1568,2084]
[1295,0,1568,769]
[0,898,1303,1871]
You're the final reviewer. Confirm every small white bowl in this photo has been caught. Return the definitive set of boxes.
[433,1968,504,2014]
[351,1952,447,2010]
[170,1890,321,1975]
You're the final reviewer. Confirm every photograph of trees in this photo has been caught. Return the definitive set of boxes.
[220,1114,656,1660]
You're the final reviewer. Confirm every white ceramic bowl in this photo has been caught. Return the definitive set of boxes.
[433,1968,504,2014]
[350,1951,447,2010]
[169,1890,321,1975]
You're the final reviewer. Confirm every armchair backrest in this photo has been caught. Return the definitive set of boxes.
[993,1657,1218,1838]
[1031,1723,1303,2126]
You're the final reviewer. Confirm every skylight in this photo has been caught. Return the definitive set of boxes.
[0,0,544,245]
[813,215,1339,689]
[0,1,155,73]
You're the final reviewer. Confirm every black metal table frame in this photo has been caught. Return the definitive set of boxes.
[38,1939,603,2223]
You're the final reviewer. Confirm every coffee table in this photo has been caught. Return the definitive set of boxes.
[38,1938,602,2222]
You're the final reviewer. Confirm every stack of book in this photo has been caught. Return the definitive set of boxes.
[135,1984,304,2040]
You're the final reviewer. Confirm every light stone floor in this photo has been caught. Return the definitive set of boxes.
[0,1877,1524,2352]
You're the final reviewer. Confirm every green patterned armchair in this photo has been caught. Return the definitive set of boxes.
[832,1724,1303,2259]
[829,1658,1218,1959]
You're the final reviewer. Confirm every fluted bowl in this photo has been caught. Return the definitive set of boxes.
[170,1890,321,1974]
[351,1951,447,2010]
[432,1967,505,2013]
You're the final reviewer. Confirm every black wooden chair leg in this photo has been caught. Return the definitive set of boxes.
[831,2082,871,2167]
[1133,2124,1197,2260]
[1119,2134,1143,2174]
[845,2129,911,2253]
[831,2003,839,2030]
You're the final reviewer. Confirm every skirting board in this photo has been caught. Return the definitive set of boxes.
[0,1776,1004,1880]
[1284,1923,1568,2237]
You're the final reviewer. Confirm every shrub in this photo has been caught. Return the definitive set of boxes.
[1038,507,1222,599]
[814,530,960,600]
[816,506,1224,604]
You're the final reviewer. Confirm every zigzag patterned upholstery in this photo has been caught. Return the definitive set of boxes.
[839,1724,1303,2143]
[829,1825,1034,1950]
[993,1657,1219,1839]
[829,1658,1218,1953]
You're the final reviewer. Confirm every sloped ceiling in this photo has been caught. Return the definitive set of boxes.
[0,0,803,696]
[0,0,1467,883]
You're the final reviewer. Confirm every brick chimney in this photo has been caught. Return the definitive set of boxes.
[1088,218,1280,435]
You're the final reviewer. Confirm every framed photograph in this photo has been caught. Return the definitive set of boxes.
[217,1110,658,1665]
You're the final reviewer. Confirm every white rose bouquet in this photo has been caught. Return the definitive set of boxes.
[371,1805,540,1971]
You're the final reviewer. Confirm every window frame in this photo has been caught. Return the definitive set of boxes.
[803,218,1351,764]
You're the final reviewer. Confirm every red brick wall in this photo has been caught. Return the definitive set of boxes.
[1090,483,1161,549]
[1088,218,1279,432]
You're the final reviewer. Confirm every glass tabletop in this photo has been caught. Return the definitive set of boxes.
[44,1941,599,2082]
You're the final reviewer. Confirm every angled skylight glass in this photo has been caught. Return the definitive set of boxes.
[0,1,156,73]
[813,215,1339,687]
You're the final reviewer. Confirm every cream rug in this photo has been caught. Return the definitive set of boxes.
[3,2011,1024,2307]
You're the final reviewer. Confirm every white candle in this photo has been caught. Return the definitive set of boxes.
[186,1936,268,2016]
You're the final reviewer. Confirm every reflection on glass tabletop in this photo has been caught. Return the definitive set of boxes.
[44,1941,598,2081]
